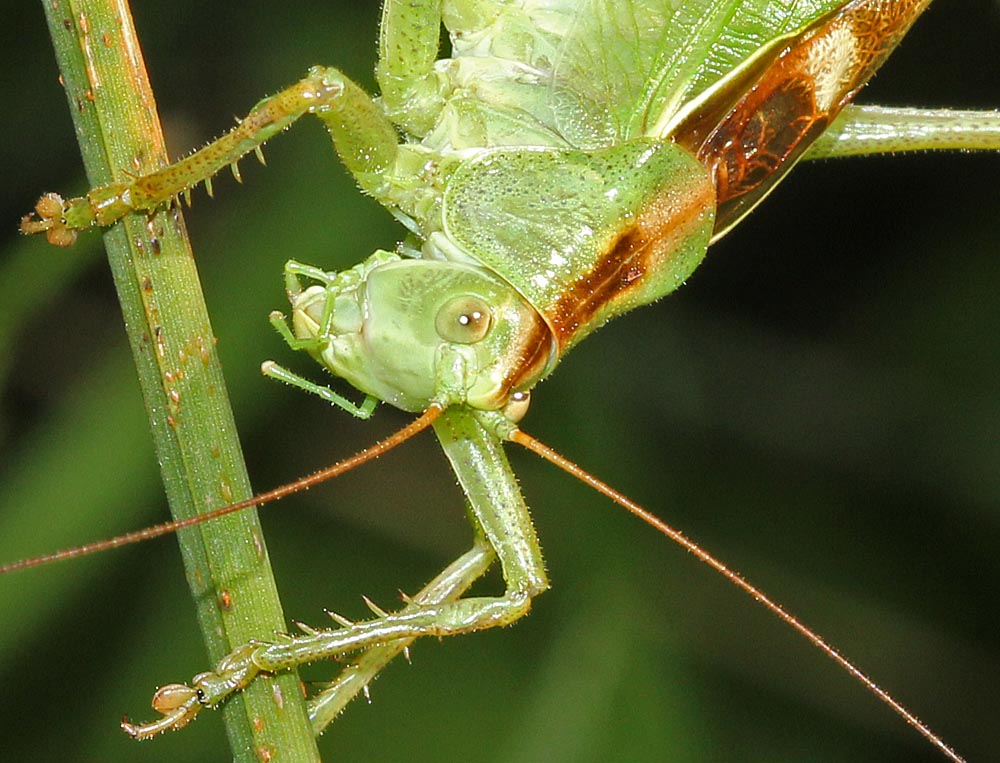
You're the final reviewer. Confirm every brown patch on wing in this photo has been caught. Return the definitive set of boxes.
[673,0,930,231]
[546,176,715,351]
[706,75,828,208]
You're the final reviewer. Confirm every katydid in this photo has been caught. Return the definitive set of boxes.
[6,0,1000,760]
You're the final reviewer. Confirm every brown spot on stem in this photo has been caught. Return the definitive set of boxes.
[154,326,165,357]
[198,336,211,364]
[271,682,285,709]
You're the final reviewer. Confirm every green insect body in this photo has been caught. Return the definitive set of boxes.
[270,0,928,416]
[284,252,554,413]
[288,140,714,414]
[17,0,1000,754]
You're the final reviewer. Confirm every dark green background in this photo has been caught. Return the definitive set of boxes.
[1,1,997,761]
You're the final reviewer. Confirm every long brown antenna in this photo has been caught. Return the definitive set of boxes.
[510,427,964,763]
[0,404,443,575]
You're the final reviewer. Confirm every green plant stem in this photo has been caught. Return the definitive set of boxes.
[39,1,319,760]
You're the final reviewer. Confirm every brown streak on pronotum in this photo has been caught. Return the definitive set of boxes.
[547,178,714,350]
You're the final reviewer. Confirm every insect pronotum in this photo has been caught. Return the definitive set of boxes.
[3,0,999,761]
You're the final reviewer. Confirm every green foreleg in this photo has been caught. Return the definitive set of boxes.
[122,407,548,738]
[260,360,377,419]
[307,538,495,733]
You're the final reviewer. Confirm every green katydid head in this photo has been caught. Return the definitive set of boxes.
[287,254,554,416]
[282,140,715,419]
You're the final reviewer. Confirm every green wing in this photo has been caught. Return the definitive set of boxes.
[444,0,844,148]
[549,0,847,143]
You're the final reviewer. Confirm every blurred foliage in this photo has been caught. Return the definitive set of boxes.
[1,1,998,761]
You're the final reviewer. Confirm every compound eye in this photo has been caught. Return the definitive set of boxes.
[435,296,493,344]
